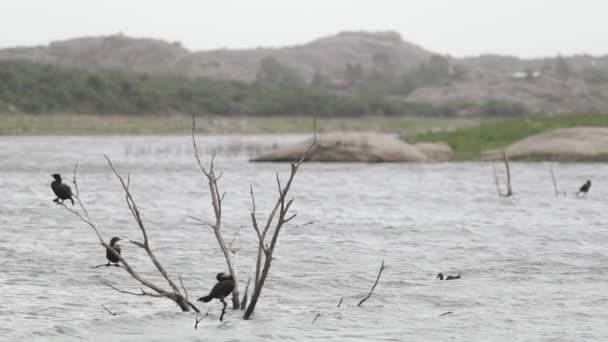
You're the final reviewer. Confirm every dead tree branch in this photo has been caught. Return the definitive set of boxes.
[243,118,317,320]
[550,164,566,197]
[191,115,241,309]
[101,303,117,316]
[61,160,199,313]
[194,308,211,329]
[337,297,344,308]
[312,312,321,324]
[358,259,385,307]
[493,150,513,197]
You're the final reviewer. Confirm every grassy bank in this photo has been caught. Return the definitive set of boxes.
[0,113,478,135]
[411,113,608,159]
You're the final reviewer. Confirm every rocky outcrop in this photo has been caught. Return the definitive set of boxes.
[251,132,452,162]
[482,127,608,161]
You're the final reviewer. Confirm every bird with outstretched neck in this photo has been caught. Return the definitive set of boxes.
[106,237,122,266]
[577,180,591,197]
[436,272,460,280]
[51,173,74,205]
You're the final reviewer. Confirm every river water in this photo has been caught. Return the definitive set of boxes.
[0,135,607,341]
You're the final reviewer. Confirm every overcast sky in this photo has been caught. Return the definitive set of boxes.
[1,0,605,57]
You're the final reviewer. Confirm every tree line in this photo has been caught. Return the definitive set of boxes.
[0,59,526,117]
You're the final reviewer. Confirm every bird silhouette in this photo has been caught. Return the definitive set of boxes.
[436,272,460,280]
[577,180,591,197]
[198,273,235,303]
[51,174,74,205]
[106,237,122,266]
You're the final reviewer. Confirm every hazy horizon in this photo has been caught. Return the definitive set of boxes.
[1,0,607,58]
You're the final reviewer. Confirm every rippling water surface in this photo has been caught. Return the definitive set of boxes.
[1,135,607,341]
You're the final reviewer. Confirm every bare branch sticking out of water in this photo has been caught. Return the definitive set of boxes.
[194,308,211,329]
[101,303,117,316]
[337,297,344,308]
[358,259,386,307]
[493,150,513,197]
[191,115,241,310]
[312,312,321,324]
[61,159,199,313]
[439,311,453,317]
[101,281,165,298]
[90,263,121,269]
[243,118,317,320]
[219,299,228,322]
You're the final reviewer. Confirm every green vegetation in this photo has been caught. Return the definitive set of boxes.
[0,113,477,135]
[411,113,608,159]
[0,59,460,117]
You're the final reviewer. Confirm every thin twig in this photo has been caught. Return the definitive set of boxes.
[337,297,344,308]
[312,312,321,324]
[179,274,189,300]
[194,308,211,329]
[101,281,166,298]
[358,259,386,307]
[439,311,453,317]
[101,303,117,316]
[90,263,121,269]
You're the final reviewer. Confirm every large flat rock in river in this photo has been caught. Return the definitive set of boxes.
[483,127,608,161]
[251,132,451,162]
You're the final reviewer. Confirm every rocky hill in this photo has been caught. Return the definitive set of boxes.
[1,31,608,115]
[0,31,430,82]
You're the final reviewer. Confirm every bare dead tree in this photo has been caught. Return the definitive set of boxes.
[493,150,513,197]
[190,116,241,309]
[357,259,385,307]
[243,120,317,320]
[60,160,199,313]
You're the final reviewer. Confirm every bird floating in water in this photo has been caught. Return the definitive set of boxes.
[577,180,591,197]
[51,173,74,205]
[106,237,122,266]
[436,272,460,280]
[198,272,235,303]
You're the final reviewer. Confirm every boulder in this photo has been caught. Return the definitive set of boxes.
[251,132,452,162]
[482,127,608,161]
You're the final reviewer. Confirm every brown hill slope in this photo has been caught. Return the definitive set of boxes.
[0,31,430,82]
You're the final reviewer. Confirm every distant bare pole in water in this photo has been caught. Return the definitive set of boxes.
[60,160,199,313]
[243,118,317,320]
[357,259,385,307]
[493,150,513,197]
[550,163,567,197]
[190,115,241,310]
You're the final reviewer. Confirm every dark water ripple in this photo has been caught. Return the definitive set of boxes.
[1,135,608,341]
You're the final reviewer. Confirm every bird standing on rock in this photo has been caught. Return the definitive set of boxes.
[198,273,235,303]
[577,180,591,197]
[436,272,460,280]
[50,173,74,205]
[106,237,122,266]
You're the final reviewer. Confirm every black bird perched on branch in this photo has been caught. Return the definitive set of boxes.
[436,272,460,280]
[51,173,74,205]
[577,180,591,197]
[106,237,122,266]
[198,273,235,303]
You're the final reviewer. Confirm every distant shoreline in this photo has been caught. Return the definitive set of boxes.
[0,113,477,136]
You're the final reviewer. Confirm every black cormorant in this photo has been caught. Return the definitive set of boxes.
[51,174,74,205]
[577,180,591,196]
[198,272,235,303]
[436,272,460,280]
[106,237,122,266]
